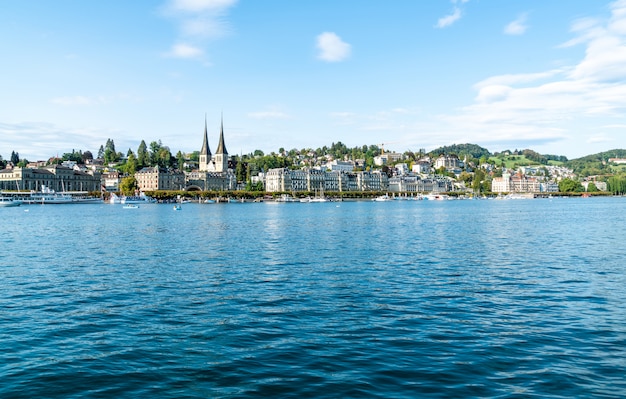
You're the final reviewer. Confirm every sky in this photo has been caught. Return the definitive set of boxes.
[2,0,626,162]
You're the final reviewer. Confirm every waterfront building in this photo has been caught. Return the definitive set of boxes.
[492,172,540,193]
[136,167,185,191]
[388,176,454,193]
[0,165,101,193]
[264,168,389,193]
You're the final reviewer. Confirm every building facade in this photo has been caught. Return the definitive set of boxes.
[0,165,101,192]
[264,168,389,193]
[136,167,186,191]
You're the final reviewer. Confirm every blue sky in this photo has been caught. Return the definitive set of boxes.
[2,0,626,161]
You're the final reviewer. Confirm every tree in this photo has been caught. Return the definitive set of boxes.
[119,176,138,195]
[157,147,172,168]
[97,145,105,159]
[137,140,149,168]
[10,151,19,165]
[0,155,5,169]
[586,182,599,192]
[235,160,245,182]
[103,139,120,164]
[558,178,584,192]
[175,151,185,170]
[472,169,485,193]
[125,153,138,175]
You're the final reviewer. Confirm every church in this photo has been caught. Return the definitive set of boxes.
[199,116,228,173]
[185,116,236,191]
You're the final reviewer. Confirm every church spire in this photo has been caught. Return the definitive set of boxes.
[215,114,227,156]
[200,114,212,157]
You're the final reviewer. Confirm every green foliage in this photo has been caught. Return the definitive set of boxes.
[566,149,626,177]
[607,175,626,195]
[103,139,120,164]
[124,153,138,175]
[137,140,149,168]
[586,182,599,192]
[558,178,584,192]
[119,176,138,195]
[429,143,491,159]
[62,149,84,164]
[472,168,486,193]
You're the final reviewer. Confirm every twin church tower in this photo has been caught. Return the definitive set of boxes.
[199,115,229,173]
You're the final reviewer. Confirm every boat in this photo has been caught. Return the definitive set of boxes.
[0,196,22,207]
[26,186,74,204]
[275,194,297,203]
[301,188,329,202]
[123,204,139,209]
[173,204,182,211]
[110,192,156,204]
[373,194,392,202]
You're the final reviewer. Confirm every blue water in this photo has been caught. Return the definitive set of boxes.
[1,198,625,398]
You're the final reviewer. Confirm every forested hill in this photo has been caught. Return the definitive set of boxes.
[566,149,626,176]
[428,143,491,159]
[569,149,626,162]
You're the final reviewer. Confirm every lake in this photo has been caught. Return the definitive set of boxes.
[1,197,625,398]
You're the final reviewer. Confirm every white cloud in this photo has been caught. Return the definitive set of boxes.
[316,32,351,62]
[164,43,205,58]
[419,0,626,156]
[504,13,529,35]
[436,7,462,28]
[161,0,237,62]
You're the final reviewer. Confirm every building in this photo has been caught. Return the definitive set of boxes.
[102,170,122,191]
[0,165,101,193]
[373,152,403,166]
[188,116,236,191]
[136,167,185,191]
[325,160,355,172]
[492,172,540,193]
[199,116,228,173]
[264,168,389,193]
[412,158,432,174]
[434,154,460,170]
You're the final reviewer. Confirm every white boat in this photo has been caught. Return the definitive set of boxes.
[373,194,392,202]
[0,196,22,207]
[275,194,297,202]
[110,192,156,204]
[123,204,139,209]
[27,186,73,204]
[173,204,182,211]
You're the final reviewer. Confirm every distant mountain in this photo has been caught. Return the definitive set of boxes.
[428,143,491,159]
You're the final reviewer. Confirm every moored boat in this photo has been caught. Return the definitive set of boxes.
[0,196,22,207]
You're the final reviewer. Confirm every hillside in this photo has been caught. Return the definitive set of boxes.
[428,143,491,159]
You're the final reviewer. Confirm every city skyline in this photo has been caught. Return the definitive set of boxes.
[2,1,626,161]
